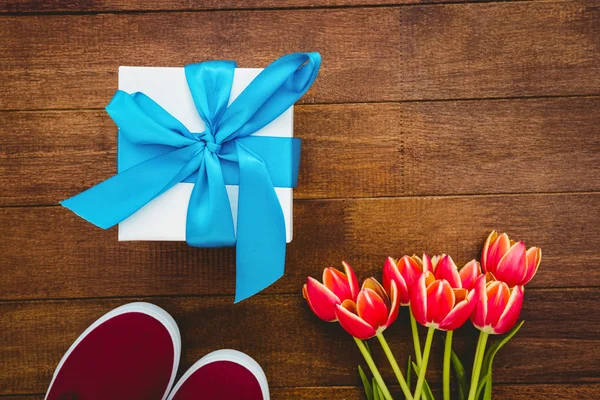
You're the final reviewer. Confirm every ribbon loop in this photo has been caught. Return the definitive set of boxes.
[216,52,321,143]
[61,53,321,302]
[185,60,236,132]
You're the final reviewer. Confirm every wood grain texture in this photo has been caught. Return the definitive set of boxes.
[400,1,600,101]
[274,384,600,399]
[0,0,526,14]
[0,193,598,301]
[0,290,598,395]
[1,1,599,110]
[3,384,600,399]
[2,97,599,206]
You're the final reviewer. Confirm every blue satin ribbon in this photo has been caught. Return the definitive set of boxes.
[61,52,321,302]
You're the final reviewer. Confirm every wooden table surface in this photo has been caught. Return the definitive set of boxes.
[1,0,599,398]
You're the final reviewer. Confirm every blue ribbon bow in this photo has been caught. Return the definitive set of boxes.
[61,52,321,302]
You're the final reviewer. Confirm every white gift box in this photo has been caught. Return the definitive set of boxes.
[117,66,294,243]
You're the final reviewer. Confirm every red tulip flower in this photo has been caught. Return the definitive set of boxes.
[431,254,482,291]
[383,255,430,305]
[335,278,400,340]
[482,231,542,287]
[425,256,482,400]
[302,262,359,322]
[472,273,524,335]
[410,272,476,331]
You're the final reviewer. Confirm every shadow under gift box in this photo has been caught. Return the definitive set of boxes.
[116,66,294,243]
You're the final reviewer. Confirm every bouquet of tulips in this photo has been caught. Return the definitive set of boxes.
[302,231,542,400]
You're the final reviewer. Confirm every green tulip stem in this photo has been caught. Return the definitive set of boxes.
[409,309,423,367]
[413,326,435,400]
[467,331,490,400]
[443,330,453,400]
[377,332,414,400]
[354,337,394,400]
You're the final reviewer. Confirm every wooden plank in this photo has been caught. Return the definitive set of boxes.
[0,291,597,394]
[3,384,600,399]
[0,193,598,301]
[0,8,400,110]
[2,97,599,206]
[1,1,599,110]
[273,384,600,399]
[0,0,525,14]
[399,1,600,101]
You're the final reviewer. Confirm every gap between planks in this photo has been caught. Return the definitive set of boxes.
[1,381,599,393]
[0,287,595,305]
[1,190,599,210]
[0,0,542,17]
[1,93,598,114]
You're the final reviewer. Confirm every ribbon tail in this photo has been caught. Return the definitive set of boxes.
[61,143,202,229]
[234,142,286,303]
[186,150,236,247]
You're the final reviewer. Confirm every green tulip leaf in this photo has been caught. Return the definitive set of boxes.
[358,365,374,400]
[412,362,435,400]
[475,373,489,399]
[479,321,525,400]
[373,378,382,400]
[407,355,412,390]
[483,373,492,400]
[447,345,468,400]
[376,382,385,400]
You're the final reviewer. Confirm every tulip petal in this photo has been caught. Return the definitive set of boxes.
[342,261,360,301]
[522,247,541,286]
[410,274,428,326]
[302,283,315,311]
[323,267,352,302]
[434,255,462,289]
[485,281,510,327]
[459,260,481,291]
[304,284,337,322]
[486,232,511,274]
[430,255,441,270]
[481,231,497,272]
[421,254,433,273]
[484,271,496,283]
[471,275,488,329]
[382,257,396,292]
[438,294,475,331]
[424,271,436,287]
[495,242,527,287]
[305,277,341,322]
[362,278,390,306]
[427,279,455,324]
[398,255,422,289]
[303,285,324,321]
[453,288,468,303]
[335,301,378,340]
[493,285,524,334]
[357,288,389,330]
[385,279,400,327]
[383,257,410,305]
